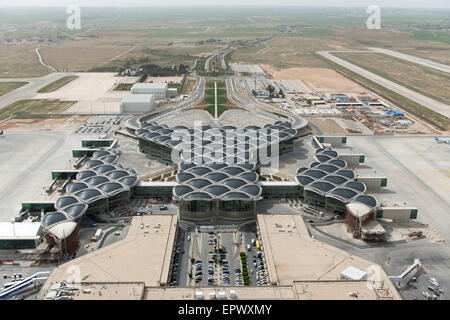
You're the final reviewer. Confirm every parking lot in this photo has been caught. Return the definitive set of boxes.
[171,224,268,288]
[72,115,127,136]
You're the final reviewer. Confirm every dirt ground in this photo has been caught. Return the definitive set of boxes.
[0,116,88,131]
[261,65,367,93]
[145,76,183,83]
[34,73,124,114]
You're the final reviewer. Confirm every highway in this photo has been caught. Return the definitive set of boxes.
[226,77,308,130]
[369,47,450,74]
[220,47,235,70]
[205,47,235,72]
[125,77,206,130]
[317,51,450,118]
[0,72,76,111]
[205,51,219,73]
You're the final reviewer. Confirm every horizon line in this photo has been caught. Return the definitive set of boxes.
[0,5,449,9]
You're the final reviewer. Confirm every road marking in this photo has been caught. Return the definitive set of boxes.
[424,224,445,243]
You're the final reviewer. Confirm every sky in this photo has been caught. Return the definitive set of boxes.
[0,0,448,9]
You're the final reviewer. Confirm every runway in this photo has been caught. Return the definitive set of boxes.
[317,51,450,118]
[0,72,76,111]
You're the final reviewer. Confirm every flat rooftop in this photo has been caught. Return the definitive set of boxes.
[49,283,145,300]
[121,94,154,103]
[157,109,283,129]
[0,222,41,239]
[40,215,177,298]
[143,280,387,300]
[256,214,400,298]
[132,83,168,89]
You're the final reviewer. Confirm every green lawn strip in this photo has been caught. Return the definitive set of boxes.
[0,99,76,121]
[205,96,227,104]
[113,83,134,91]
[204,105,227,117]
[206,82,225,88]
[205,88,226,96]
[410,30,450,46]
[316,54,449,130]
[37,76,78,93]
[0,82,28,96]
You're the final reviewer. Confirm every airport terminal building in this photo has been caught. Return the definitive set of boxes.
[135,120,297,222]
[133,119,380,223]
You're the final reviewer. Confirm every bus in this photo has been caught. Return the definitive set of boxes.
[255,240,261,251]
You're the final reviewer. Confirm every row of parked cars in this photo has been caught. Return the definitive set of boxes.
[169,246,184,286]
[194,260,203,283]
[234,268,244,286]
[208,234,216,286]
[253,251,268,285]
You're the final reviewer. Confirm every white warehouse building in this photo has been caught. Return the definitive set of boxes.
[131,83,169,100]
[120,94,155,113]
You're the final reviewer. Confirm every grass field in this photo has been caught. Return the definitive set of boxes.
[37,76,78,93]
[113,83,134,91]
[0,99,76,121]
[410,30,450,46]
[206,88,226,96]
[317,54,449,131]
[0,44,49,78]
[204,105,227,117]
[0,82,28,96]
[205,96,227,104]
[206,82,225,88]
[180,77,197,95]
[2,7,450,78]
[334,52,450,105]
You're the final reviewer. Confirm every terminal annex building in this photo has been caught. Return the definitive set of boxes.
[39,149,138,246]
[22,117,405,247]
